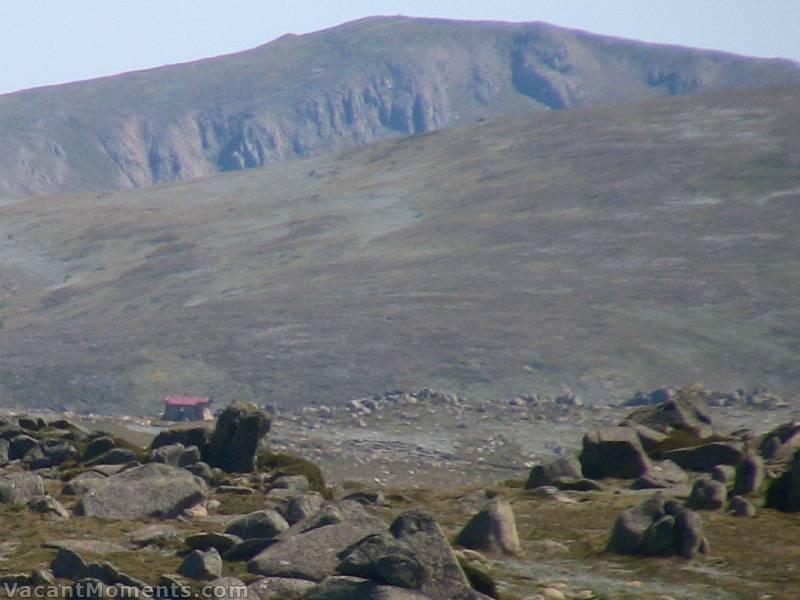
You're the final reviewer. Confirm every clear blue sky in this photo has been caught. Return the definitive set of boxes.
[1,0,798,95]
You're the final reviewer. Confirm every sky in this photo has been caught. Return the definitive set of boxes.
[1,0,798,95]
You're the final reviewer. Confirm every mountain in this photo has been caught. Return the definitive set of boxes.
[1,85,798,414]
[1,16,800,197]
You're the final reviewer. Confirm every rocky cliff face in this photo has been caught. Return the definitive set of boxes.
[1,16,799,197]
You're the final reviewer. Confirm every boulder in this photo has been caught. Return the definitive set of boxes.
[63,471,107,496]
[269,474,310,493]
[674,509,709,559]
[207,402,271,473]
[663,441,745,472]
[686,478,727,510]
[127,524,184,547]
[28,495,71,519]
[248,577,315,600]
[579,427,650,479]
[31,570,55,585]
[758,421,800,464]
[631,460,688,490]
[390,510,476,599]
[24,439,79,469]
[18,416,46,431]
[338,533,424,588]
[732,453,764,496]
[52,548,87,579]
[0,472,45,503]
[81,561,121,585]
[618,419,669,453]
[248,512,386,581]
[730,495,757,517]
[711,465,736,484]
[186,462,216,482]
[82,437,117,463]
[454,497,520,556]
[206,577,252,600]
[223,538,276,562]
[76,463,207,520]
[152,443,201,468]
[608,494,708,558]
[226,510,289,540]
[766,448,800,511]
[640,515,676,556]
[608,494,670,555]
[151,424,213,455]
[525,456,583,490]
[177,548,222,581]
[277,492,324,525]
[623,387,715,441]
[9,434,39,460]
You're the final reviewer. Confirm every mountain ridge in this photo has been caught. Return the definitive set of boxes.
[1,85,799,414]
[2,15,800,197]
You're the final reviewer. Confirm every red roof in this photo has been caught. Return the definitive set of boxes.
[164,396,211,406]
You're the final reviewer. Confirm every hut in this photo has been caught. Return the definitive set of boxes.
[161,396,213,421]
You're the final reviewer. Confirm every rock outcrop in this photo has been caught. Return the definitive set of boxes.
[455,497,520,556]
[579,427,650,479]
[0,472,45,504]
[3,17,799,199]
[609,494,709,559]
[75,463,207,519]
[207,402,271,473]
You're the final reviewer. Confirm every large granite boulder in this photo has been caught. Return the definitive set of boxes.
[0,472,45,503]
[207,402,271,473]
[390,510,478,600]
[76,463,206,519]
[338,533,425,588]
[579,427,650,479]
[247,516,386,581]
[454,497,520,556]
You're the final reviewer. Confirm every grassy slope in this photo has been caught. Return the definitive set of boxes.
[1,86,799,414]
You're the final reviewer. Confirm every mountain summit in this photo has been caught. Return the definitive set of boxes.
[1,16,799,197]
